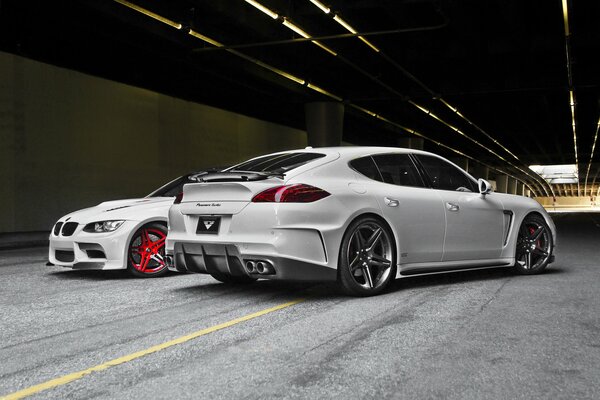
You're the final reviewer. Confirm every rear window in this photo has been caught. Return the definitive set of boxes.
[349,156,383,182]
[229,152,326,174]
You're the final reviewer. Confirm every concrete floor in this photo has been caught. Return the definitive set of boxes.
[0,213,599,399]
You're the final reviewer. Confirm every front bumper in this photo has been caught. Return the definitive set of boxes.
[48,220,137,270]
[167,241,336,281]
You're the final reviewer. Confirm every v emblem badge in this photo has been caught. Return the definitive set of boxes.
[203,221,215,230]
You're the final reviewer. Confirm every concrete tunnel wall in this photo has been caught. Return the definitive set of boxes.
[0,51,307,233]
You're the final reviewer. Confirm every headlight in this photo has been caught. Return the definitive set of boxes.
[83,220,125,233]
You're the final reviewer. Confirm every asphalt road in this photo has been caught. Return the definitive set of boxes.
[1,213,599,399]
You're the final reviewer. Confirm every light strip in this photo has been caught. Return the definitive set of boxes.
[246,57,306,85]
[569,89,579,195]
[562,0,570,35]
[282,18,337,56]
[332,15,357,33]
[584,117,600,194]
[311,40,337,56]
[408,100,550,196]
[282,19,310,38]
[113,0,540,196]
[319,3,554,196]
[358,36,380,52]
[310,0,330,14]
[361,105,537,195]
[188,30,224,47]
[113,0,182,29]
[245,0,279,19]
[306,83,342,101]
[439,99,521,162]
[562,0,579,196]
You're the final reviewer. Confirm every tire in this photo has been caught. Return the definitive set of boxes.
[127,223,169,278]
[338,216,397,296]
[513,214,553,275]
[209,272,257,284]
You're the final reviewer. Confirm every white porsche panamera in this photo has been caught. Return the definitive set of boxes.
[49,173,202,277]
[166,147,556,296]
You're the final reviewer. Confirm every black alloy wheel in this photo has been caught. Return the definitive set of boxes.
[514,214,553,274]
[338,216,396,296]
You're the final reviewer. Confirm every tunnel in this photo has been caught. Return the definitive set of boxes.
[0,1,599,399]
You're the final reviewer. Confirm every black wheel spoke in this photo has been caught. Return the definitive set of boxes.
[363,266,374,288]
[349,255,361,271]
[370,255,391,268]
[365,228,382,251]
[344,221,393,291]
[530,226,544,241]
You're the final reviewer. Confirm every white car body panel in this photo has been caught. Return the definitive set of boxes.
[166,147,556,281]
[49,197,172,270]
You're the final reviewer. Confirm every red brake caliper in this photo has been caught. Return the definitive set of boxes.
[130,228,166,273]
[529,226,541,250]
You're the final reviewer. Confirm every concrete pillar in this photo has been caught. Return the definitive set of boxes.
[305,102,344,147]
[397,137,424,150]
[472,164,489,180]
[496,175,508,193]
[507,177,517,195]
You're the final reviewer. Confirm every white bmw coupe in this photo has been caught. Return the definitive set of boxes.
[166,147,556,296]
[49,173,201,277]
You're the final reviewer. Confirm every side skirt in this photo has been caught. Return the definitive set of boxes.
[397,258,514,278]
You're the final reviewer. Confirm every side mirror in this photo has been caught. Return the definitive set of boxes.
[478,178,492,195]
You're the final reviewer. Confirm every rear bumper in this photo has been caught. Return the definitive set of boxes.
[167,241,336,281]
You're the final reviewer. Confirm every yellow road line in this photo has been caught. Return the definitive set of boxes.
[0,298,305,400]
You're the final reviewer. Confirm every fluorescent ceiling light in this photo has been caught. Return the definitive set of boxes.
[307,83,342,101]
[113,0,182,29]
[245,0,279,19]
[310,0,330,14]
[358,36,380,52]
[333,15,356,34]
[188,30,223,47]
[282,19,310,38]
[311,40,337,56]
[561,0,570,35]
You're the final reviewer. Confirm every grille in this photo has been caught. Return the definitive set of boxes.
[86,250,106,259]
[61,222,78,236]
[53,222,63,236]
[55,250,75,262]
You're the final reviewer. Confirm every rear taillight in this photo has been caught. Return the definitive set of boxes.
[174,191,184,204]
[252,184,330,203]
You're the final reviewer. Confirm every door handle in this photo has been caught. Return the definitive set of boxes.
[384,197,399,207]
[446,202,460,212]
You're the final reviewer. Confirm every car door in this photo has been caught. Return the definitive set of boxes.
[350,154,445,265]
[414,154,505,262]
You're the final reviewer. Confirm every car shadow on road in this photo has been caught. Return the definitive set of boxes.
[387,265,566,293]
[169,266,566,299]
[46,269,183,281]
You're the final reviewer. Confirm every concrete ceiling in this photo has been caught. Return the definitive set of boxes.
[1,0,600,195]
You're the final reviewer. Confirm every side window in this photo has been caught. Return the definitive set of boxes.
[349,156,382,182]
[372,154,425,187]
[415,155,477,192]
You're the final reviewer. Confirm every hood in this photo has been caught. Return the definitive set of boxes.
[59,197,173,224]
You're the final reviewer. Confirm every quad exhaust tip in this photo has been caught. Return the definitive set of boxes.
[245,260,275,275]
[245,260,256,274]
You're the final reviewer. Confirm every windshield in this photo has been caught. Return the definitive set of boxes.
[228,152,325,174]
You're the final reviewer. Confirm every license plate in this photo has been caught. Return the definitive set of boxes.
[196,216,221,234]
